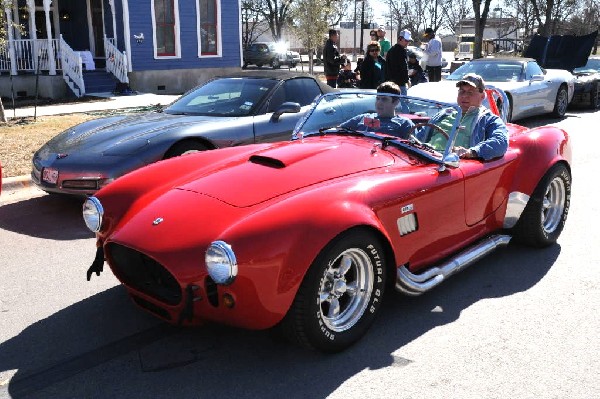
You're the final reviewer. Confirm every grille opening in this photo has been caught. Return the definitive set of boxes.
[132,295,172,321]
[205,276,219,307]
[107,243,182,305]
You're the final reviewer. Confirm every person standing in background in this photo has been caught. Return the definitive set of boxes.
[423,27,443,82]
[385,30,412,95]
[323,29,345,88]
[377,27,391,57]
[359,42,386,89]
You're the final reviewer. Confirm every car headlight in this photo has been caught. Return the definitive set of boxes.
[205,241,237,285]
[82,197,104,232]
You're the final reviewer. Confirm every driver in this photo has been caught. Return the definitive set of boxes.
[452,73,508,160]
[340,81,415,139]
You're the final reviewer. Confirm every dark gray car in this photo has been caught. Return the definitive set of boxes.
[32,72,333,196]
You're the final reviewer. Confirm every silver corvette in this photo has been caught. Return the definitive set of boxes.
[408,57,575,122]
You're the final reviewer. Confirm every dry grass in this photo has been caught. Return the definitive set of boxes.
[1,114,97,178]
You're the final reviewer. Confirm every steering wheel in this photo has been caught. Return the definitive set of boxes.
[406,122,449,141]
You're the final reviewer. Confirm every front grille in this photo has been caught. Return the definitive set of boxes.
[107,243,182,305]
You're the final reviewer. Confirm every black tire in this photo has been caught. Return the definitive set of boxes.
[164,140,209,159]
[504,95,513,123]
[280,229,387,352]
[512,163,571,247]
[590,81,600,109]
[256,63,263,68]
[551,86,569,118]
[271,58,280,69]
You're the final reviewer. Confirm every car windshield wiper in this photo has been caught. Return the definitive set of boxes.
[384,137,442,157]
[316,126,370,137]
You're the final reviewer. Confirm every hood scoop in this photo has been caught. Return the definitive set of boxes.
[249,155,285,169]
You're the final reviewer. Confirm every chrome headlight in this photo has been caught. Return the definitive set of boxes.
[82,197,104,232]
[205,241,237,285]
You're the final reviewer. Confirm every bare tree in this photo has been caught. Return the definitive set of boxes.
[471,0,493,59]
[241,0,271,48]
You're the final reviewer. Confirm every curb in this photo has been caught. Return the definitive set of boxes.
[1,175,33,194]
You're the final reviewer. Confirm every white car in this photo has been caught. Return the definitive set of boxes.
[408,57,575,122]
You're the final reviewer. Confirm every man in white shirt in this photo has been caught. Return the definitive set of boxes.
[423,27,442,82]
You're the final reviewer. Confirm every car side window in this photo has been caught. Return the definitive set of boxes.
[267,78,322,112]
[526,62,543,79]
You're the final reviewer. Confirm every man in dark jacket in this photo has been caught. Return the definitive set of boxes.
[385,30,412,95]
[323,29,345,88]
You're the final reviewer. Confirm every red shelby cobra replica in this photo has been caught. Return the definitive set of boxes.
[84,91,571,352]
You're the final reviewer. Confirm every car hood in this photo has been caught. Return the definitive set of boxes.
[176,138,398,207]
[524,30,598,71]
[43,112,243,154]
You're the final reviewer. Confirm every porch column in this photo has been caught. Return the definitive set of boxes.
[3,5,17,75]
[42,0,56,75]
[26,0,38,72]
[122,0,132,71]
[108,0,117,47]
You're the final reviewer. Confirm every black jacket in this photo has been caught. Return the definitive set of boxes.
[323,39,343,77]
[359,55,386,89]
[385,44,409,86]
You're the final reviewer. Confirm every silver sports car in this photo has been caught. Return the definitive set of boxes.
[408,58,575,122]
[32,72,333,196]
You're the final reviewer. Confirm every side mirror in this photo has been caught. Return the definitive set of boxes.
[272,102,301,120]
[530,74,544,83]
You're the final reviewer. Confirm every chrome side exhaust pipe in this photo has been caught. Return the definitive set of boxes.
[395,235,512,296]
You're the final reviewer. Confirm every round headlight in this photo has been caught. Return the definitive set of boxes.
[82,197,104,232]
[205,241,237,285]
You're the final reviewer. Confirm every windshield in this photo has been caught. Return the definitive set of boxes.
[165,78,277,116]
[573,58,600,74]
[447,61,525,82]
[293,92,464,163]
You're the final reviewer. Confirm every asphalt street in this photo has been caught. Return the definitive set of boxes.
[0,105,599,399]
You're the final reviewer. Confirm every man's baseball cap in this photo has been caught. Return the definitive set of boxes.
[424,27,435,35]
[456,73,486,92]
[398,30,412,41]
[378,26,385,32]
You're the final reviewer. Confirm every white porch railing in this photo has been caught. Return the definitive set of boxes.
[59,35,85,97]
[104,35,129,83]
[0,39,61,73]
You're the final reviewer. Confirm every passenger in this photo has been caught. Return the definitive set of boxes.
[340,81,415,139]
[452,73,509,160]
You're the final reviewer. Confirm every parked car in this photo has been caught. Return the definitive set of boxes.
[523,31,598,109]
[243,42,301,69]
[408,58,575,121]
[571,56,600,109]
[32,72,333,196]
[84,90,571,352]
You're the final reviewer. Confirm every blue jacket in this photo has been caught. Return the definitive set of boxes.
[417,106,509,161]
[466,107,509,160]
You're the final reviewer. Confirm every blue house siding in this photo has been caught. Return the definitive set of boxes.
[128,0,241,72]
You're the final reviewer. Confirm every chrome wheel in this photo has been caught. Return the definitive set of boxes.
[553,87,568,117]
[319,248,373,332]
[542,176,566,234]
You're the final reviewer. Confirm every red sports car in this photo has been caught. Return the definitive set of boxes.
[84,91,571,352]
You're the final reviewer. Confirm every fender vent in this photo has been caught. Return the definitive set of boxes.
[397,213,418,236]
[249,155,285,168]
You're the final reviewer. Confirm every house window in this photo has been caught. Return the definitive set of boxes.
[197,0,219,56]
[153,0,179,57]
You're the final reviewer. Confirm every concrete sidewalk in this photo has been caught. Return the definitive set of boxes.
[1,92,180,202]
[6,92,180,118]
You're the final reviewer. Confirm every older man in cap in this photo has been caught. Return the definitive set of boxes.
[453,73,508,160]
[423,27,443,82]
[385,29,412,95]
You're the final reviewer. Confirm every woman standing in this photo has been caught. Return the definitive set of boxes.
[359,42,386,89]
